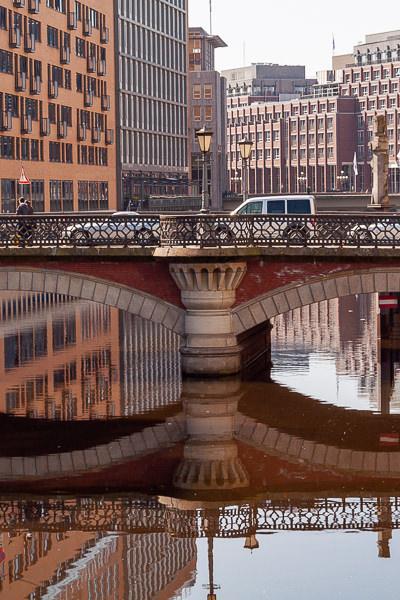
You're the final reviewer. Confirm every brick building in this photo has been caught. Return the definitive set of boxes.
[226,31,400,195]
[0,0,116,212]
[188,27,227,209]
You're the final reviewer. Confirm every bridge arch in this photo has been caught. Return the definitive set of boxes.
[233,267,400,334]
[0,267,184,335]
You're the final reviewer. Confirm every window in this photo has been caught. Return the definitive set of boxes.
[193,106,201,121]
[287,199,311,214]
[192,84,201,99]
[205,106,212,121]
[267,200,285,213]
[238,201,262,215]
[0,6,6,30]
[50,180,73,211]
[76,38,86,58]
[204,85,213,99]
[272,148,280,159]
[47,26,59,48]
[78,181,108,211]
[0,50,13,74]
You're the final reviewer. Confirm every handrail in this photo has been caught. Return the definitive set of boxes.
[1,212,400,248]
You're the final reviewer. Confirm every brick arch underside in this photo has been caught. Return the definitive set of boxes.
[233,268,400,335]
[0,268,184,335]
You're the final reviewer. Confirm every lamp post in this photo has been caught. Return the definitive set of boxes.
[337,168,349,192]
[297,170,307,193]
[231,170,242,195]
[196,126,213,213]
[238,137,253,203]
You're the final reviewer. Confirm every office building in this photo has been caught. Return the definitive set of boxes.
[116,0,189,207]
[226,31,400,195]
[0,0,116,212]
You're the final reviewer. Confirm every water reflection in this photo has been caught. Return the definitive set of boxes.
[0,292,181,420]
[1,290,400,598]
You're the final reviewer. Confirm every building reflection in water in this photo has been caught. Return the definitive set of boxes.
[272,294,387,411]
[0,292,182,420]
[0,528,196,599]
[2,291,400,597]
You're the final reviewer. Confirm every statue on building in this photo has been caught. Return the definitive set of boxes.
[370,114,390,208]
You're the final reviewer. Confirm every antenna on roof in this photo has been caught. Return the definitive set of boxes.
[209,0,212,34]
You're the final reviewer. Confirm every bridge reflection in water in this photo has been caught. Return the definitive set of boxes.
[1,291,400,597]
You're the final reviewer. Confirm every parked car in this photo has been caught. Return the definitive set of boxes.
[62,212,160,245]
[348,216,400,245]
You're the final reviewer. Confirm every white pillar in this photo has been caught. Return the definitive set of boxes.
[170,262,247,376]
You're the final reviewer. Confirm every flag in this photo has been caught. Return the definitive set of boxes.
[353,152,358,177]
[332,34,336,53]
[19,165,31,185]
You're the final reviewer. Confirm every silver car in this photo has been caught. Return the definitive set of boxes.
[63,212,160,245]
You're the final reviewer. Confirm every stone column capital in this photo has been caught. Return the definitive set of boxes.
[169,262,247,294]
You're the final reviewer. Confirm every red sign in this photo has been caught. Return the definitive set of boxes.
[379,295,399,310]
[380,433,400,446]
[18,165,31,185]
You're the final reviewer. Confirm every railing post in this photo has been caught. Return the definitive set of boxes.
[170,262,247,375]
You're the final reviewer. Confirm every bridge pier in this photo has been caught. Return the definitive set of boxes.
[170,262,247,376]
[173,377,249,492]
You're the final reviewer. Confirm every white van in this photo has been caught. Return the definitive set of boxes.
[231,195,316,216]
[230,195,316,244]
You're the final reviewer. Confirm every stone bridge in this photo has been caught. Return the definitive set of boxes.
[1,245,400,374]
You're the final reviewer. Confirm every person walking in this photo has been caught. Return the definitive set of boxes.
[25,198,34,244]
[16,196,29,246]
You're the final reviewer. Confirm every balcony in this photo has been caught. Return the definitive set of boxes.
[87,56,96,73]
[9,28,21,49]
[83,19,92,37]
[15,71,26,92]
[48,80,59,99]
[91,127,101,144]
[21,114,32,134]
[40,117,50,137]
[105,129,114,145]
[24,32,36,53]
[57,120,68,139]
[28,0,39,13]
[97,59,106,76]
[67,11,77,30]
[101,94,110,111]
[60,46,70,65]
[77,124,87,141]
[0,111,13,132]
[30,74,41,95]
[100,26,109,44]
[84,90,93,107]
[13,0,25,7]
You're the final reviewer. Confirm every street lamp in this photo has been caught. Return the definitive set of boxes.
[238,137,253,203]
[231,170,242,194]
[337,168,349,192]
[297,170,307,193]
[196,126,213,213]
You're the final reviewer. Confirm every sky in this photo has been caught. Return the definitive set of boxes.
[188,0,400,77]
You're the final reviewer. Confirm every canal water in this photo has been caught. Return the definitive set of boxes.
[0,291,400,598]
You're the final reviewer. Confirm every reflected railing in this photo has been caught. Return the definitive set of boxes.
[0,495,399,537]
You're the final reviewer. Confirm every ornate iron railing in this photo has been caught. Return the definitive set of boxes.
[0,496,399,536]
[1,212,400,248]
[0,213,161,248]
[159,213,400,248]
